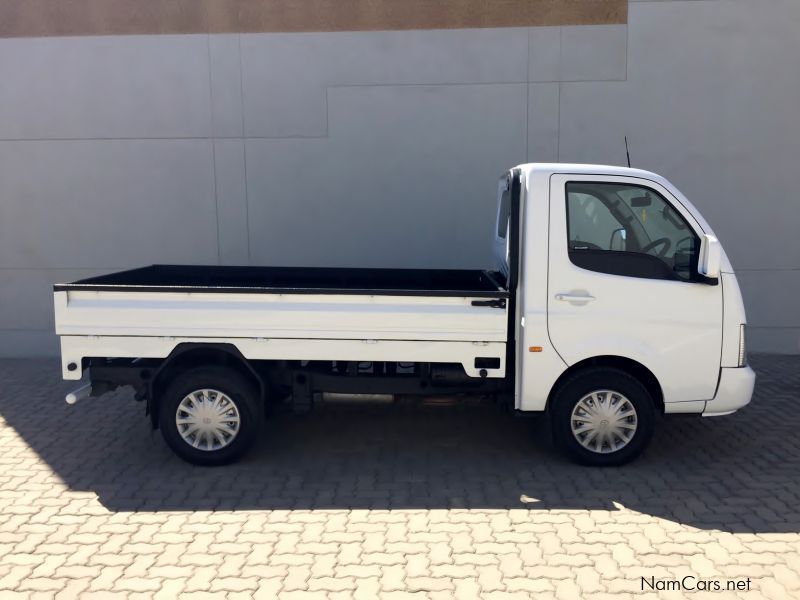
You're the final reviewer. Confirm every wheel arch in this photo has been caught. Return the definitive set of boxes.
[546,355,664,414]
[148,343,265,429]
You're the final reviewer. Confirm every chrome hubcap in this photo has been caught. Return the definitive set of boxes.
[176,389,240,452]
[570,390,638,454]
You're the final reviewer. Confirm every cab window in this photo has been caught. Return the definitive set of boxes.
[566,182,700,281]
[497,187,510,238]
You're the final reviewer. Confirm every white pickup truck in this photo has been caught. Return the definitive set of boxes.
[54,163,755,466]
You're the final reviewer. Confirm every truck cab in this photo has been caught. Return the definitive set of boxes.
[500,164,754,464]
[54,163,755,466]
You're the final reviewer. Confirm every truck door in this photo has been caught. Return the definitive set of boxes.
[547,175,723,404]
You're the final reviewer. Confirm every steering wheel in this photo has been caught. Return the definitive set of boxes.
[641,237,671,257]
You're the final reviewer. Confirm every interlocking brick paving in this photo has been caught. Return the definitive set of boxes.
[0,354,798,599]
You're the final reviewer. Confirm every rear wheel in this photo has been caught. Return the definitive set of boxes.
[158,366,262,466]
[551,368,655,466]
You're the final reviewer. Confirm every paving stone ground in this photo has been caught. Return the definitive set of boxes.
[0,354,798,599]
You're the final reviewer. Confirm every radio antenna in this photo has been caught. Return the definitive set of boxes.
[624,136,631,168]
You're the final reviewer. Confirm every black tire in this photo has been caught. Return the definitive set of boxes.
[158,366,262,466]
[550,367,655,466]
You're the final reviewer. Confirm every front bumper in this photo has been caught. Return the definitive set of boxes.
[702,365,756,417]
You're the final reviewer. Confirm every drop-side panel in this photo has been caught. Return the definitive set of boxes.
[54,290,508,342]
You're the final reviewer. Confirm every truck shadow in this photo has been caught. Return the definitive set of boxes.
[1,355,797,533]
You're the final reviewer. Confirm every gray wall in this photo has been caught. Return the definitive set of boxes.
[1,0,798,356]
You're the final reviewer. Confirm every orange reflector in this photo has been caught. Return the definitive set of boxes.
[529,346,543,353]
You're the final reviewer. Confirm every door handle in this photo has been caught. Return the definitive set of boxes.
[555,293,595,304]
[471,299,507,309]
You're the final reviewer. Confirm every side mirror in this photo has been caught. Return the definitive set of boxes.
[698,234,721,279]
[609,228,627,251]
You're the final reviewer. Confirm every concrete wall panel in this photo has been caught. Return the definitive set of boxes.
[736,270,800,330]
[747,328,800,356]
[209,34,244,138]
[0,35,211,139]
[560,24,627,81]
[240,28,529,137]
[214,139,249,265]
[245,84,527,269]
[0,331,59,358]
[527,83,560,162]
[528,26,561,82]
[0,140,218,269]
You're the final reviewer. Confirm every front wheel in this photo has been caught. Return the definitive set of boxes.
[550,368,655,466]
[158,366,262,466]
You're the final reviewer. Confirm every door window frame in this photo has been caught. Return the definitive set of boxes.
[559,176,708,284]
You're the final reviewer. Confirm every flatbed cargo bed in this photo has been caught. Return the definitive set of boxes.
[53,263,511,367]
[54,264,509,298]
